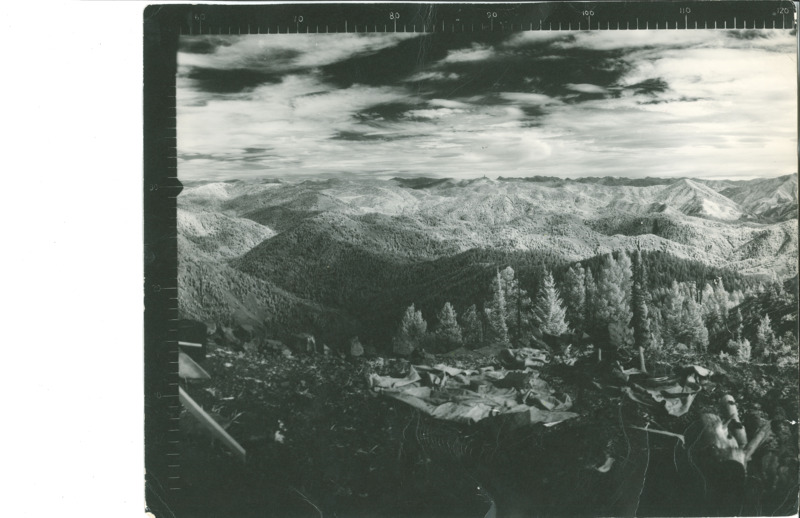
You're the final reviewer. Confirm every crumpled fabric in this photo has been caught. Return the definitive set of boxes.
[596,364,713,417]
[368,366,421,389]
[499,348,550,369]
[369,363,577,426]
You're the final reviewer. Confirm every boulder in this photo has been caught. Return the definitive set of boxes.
[349,337,364,357]
[259,338,290,356]
[289,333,316,355]
[233,324,255,343]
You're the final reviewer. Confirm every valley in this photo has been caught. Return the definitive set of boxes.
[178,174,798,350]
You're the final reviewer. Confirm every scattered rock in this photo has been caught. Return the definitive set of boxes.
[349,337,364,357]
[289,333,316,355]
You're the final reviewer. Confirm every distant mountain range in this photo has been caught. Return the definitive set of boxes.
[178,174,797,345]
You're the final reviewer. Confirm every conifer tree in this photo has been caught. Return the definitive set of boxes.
[701,278,730,337]
[392,304,427,356]
[499,266,532,344]
[648,308,664,356]
[459,304,484,349]
[616,252,634,305]
[485,270,510,344]
[701,283,716,321]
[631,250,651,371]
[727,337,751,361]
[753,314,776,359]
[435,302,462,351]
[681,292,708,352]
[713,278,730,319]
[533,270,570,336]
[733,307,744,341]
[595,253,633,350]
[584,267,598,337]
[562,264,586,333]
[663,281,685,347]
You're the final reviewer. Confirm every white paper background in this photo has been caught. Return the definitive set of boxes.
[6,2,143,516]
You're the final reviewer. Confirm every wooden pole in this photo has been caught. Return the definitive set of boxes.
[179,386,246,463]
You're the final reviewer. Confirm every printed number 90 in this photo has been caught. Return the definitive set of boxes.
[487,12,497,18]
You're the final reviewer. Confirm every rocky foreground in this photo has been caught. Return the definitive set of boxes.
[174,339,799,518]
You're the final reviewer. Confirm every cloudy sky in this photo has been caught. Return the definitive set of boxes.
[177,29,796,181]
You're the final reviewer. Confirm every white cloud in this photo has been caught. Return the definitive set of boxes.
[428,99,471,109]
[404,108,462,119]
[178,30,796,181]
[565,83,608,94]
[554,29,795,52]
[441,43,494,63]
[405,71,461,82]
[179,33,420,73]
[503,31,572,47]
[178,73,419,178]
[499,92,562,105]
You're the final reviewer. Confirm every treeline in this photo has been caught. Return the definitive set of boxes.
[178,253,359,346]
[229,216,788,361]
[390,250,797,368]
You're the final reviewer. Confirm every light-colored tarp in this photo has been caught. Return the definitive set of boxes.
[595,364,713,417]
[369,362,577,427]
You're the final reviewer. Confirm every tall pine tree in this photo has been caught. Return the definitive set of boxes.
[562,264,586,333]
[595,253,633,351]
[499,266,533,344]
[663,281,685,347]
[584,267,598,338]
[631,250,651,372]
[435,302,463,352]
[485,270,510,344]
[533,270,570,336]
[459,304,484,349]
[753,314,776,359]
[392,304,428,356]
[681,285,709,352]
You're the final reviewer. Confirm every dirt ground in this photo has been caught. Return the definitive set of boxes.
[171,341,799,518]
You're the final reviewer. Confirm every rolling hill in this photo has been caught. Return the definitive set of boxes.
[177,174,798,348]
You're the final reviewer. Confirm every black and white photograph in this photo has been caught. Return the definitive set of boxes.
[159,3,799,517]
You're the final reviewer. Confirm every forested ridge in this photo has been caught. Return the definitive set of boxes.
[178,176,798,363]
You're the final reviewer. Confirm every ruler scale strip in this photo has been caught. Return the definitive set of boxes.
[179,2,796,36]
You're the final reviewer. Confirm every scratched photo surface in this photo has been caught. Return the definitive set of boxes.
[174,26,798,518]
